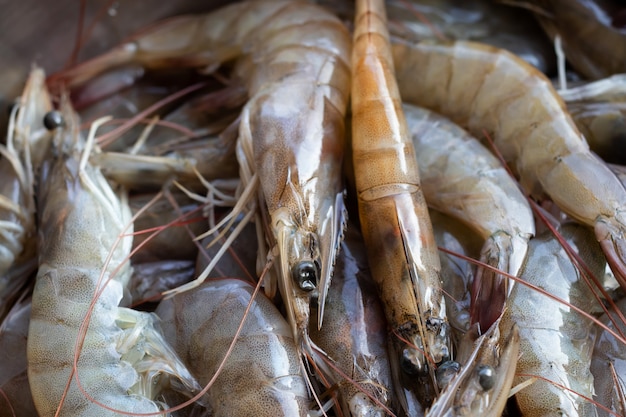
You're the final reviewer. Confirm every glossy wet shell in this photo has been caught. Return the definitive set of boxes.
[156,279,311,417]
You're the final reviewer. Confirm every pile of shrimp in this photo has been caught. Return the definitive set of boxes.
[2,0,626,416]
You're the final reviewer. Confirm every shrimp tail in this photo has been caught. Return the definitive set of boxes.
[595,216,626,289]
[470,231,513,332]
[115,307,202,398]
[316,192,347,329]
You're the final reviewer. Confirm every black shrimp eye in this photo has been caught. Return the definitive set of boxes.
[435,360,460,389]
[477,365,495,391]
[292,261,317,291]
[43,111,64,130]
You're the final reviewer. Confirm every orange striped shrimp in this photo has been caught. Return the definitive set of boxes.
[26,97,199,416]
[391,39,626,294]
[49,1,351,354]
[351,0,451,396]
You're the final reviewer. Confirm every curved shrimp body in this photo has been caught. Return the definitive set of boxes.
[426,318,520,417]
[156,278,312,417]
[591,297,626,417]
[502,223,606,416]
[27,99,199,416]
[403,103,535,331]
[392,39,626,293]
[0,67,52,320]
[351,0,450,381]
[309,225,395,417]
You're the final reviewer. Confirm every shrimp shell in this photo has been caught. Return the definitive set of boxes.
[27,98,198,416]
[403,102,535,330]
[392,39,626,292]
[351,0,450,390]
[156,278,312,417]
[0,67,52,320]
[502,223,606,416]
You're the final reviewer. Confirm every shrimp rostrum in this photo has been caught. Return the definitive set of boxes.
[26,97,199,417]
[50,0,352,353]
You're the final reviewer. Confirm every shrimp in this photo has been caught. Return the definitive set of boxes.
[391,39,626,293]
[502,223,606,416]
[503,0,626,80]
[309,225,397,417]
[351,0,451,399]
[558,75,626,165]
[0,67,53,321]
[26,97,199,416]
[50,0,351,348]
[0,289,37,417]
[426,318,520,417]
[156,277,311,416]
[591,297,626,417]
[403,102,535,331]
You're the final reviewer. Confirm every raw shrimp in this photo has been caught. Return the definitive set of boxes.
[27,97,199,416]
[0,289,37,417]
[591,297,626,417]
[502,223,606,416]
[391,39,626,292]
[504,0,626,79]
[351,0,451,396]
[309,225,396,417]
[559,75,626,165]
[156,277,312,416]
[0,67,52,321]
[426,318,520,417]
[51,0,351,344]
[403,102,535,331]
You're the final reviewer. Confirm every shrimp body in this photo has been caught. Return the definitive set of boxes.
[156,278,312,417]
[351,0,450,384]
[403,103,535,330]
[27,99,198,416]
[559,75,626,165]
[309,225,396,417]
[0,67,52,320]
[591,297,626,417]
[392,39,626,291]
[502,223,606,416]
[53,0,351,342]
[0,292,37,417]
